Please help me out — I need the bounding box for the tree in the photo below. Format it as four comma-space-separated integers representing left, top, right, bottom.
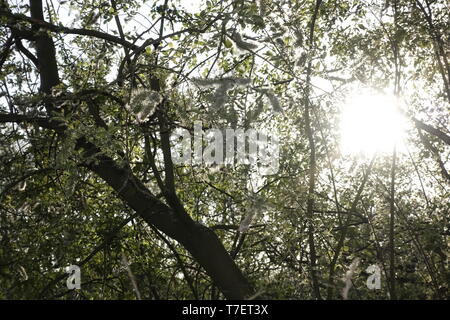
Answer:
0, 0, 448, 300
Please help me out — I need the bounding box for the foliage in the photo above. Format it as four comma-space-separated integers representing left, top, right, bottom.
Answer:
0, 0, 449, 299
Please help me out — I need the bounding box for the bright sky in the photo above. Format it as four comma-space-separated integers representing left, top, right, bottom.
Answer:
180, 0, 205, 13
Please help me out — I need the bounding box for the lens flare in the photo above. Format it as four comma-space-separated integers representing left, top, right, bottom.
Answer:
340, 91, 407, 156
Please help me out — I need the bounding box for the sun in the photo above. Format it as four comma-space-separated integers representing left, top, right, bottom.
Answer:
340, 90, 407, 156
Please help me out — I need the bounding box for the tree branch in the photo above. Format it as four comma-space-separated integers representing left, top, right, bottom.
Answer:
0, 9, 139, 50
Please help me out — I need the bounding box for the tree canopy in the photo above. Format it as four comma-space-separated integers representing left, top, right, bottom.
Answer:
0, 0, 449, 300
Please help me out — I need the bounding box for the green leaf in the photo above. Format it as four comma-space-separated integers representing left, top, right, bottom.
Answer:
223, 38, 233, 48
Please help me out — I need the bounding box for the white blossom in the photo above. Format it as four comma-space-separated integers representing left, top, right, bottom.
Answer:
126, 89, 162, 123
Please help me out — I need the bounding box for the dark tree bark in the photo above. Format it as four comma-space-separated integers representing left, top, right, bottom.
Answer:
29, 0, 59, 95
413, 118, 450, 147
